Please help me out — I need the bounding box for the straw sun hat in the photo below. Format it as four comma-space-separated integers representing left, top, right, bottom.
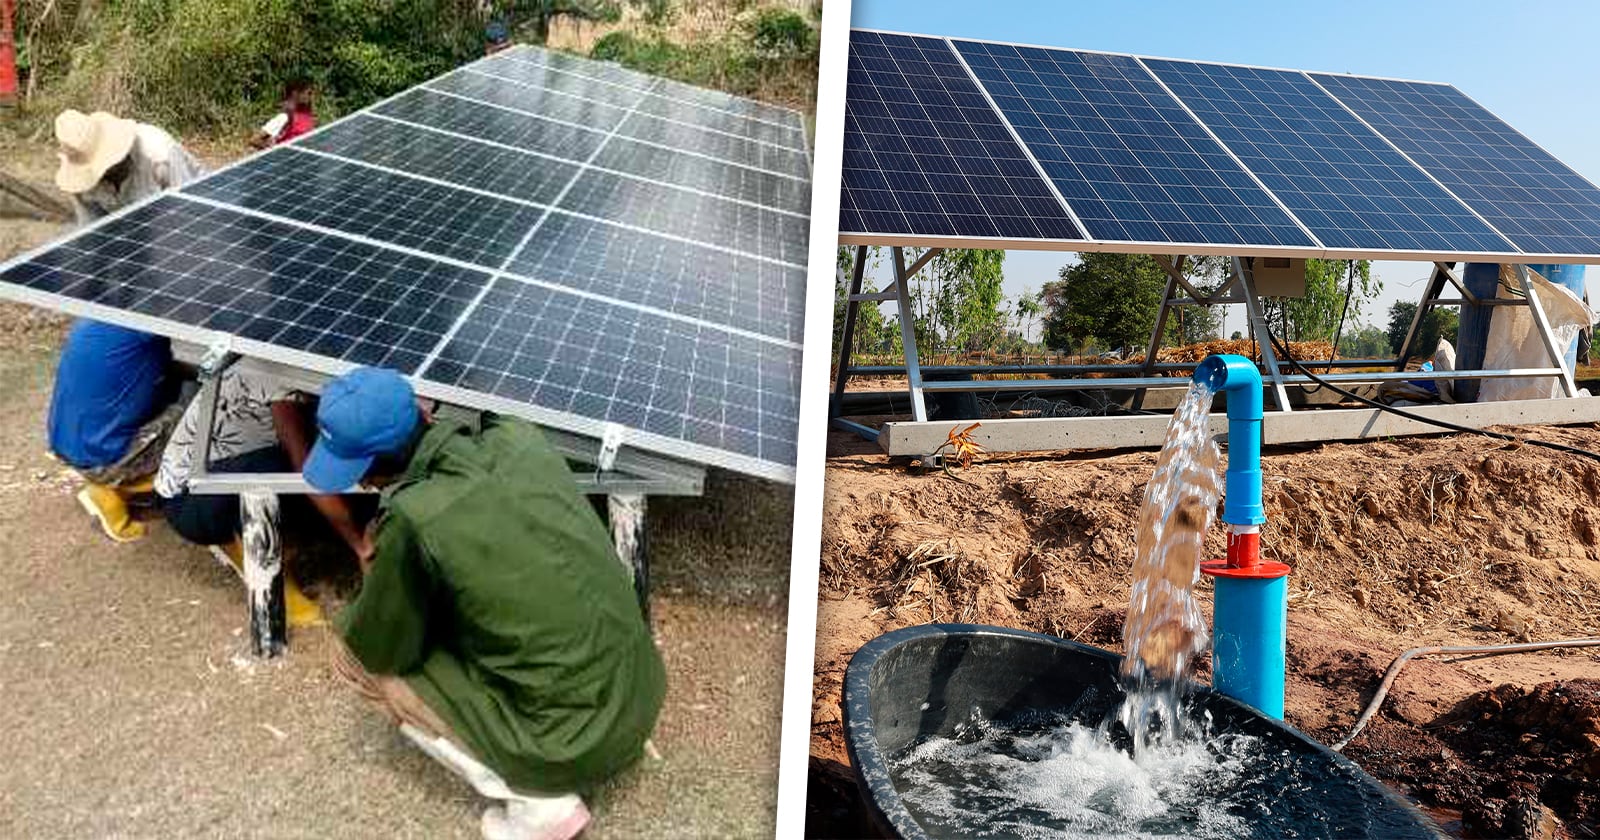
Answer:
54, 110, 139, 194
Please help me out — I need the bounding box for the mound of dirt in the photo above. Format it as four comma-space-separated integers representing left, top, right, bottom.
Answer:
811, 425, 1600, 838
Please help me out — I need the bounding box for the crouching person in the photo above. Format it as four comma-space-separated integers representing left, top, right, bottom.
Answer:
306, 368, 665, 840
48, 321, 182, 541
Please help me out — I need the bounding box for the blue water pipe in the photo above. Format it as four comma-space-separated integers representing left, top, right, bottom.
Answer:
1194, 354, 1289, 719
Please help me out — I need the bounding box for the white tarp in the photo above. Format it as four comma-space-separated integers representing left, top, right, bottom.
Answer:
1479, 266, 1596, 401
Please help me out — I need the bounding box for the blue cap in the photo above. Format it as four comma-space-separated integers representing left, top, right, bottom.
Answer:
303, 367, 419, 492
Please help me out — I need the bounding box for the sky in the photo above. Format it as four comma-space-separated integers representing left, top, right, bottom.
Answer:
844, 0, 1600, 339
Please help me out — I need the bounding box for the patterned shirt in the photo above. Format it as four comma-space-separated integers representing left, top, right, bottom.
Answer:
154, 370, 301, 498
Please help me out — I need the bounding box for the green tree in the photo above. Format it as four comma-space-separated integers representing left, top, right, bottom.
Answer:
1013, 288, 1042, 344
833, 247, 894, 360
1339, 324, 1391, 359
1261, 260, 1381, 342
1385, 302, 1460, 357
909, 249, 1008, 354
1041, 254, 1227, 354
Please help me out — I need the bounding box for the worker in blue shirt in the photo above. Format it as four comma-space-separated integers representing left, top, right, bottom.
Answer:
47, 320, 182, 541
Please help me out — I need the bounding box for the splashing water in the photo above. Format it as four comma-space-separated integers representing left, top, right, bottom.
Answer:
891, 706, 1255, 840
1120, 379, 1222, 749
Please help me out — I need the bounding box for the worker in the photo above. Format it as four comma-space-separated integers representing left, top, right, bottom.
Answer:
251, 77, 317, 149
47, 321, 182, 541
54, 109, 203, 224
309, 367, 664, 839
154, 367, 372, 627
47, 109, 205, 540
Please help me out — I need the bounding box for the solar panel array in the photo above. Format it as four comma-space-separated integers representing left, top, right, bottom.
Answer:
0, 45, 811, 482
842, 30, 1600, 261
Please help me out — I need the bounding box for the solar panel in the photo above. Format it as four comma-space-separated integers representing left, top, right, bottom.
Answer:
0, 44, 809, 481
1308, 72, 1600, 258
1141, 59, 1516, 254
840, 31, 1083, 241
839, 30, 1600, 261
951, 40, 1315, 248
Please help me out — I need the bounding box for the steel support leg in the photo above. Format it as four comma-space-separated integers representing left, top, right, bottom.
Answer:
1133, 263, 1180, 411
609, 493, 650, 623
241, 490, 286, 658
892, 247, 928, 422
831, 246, 868, 418
1395, 265, 1450, 371
1515, 265, 1578, 397
1235, 258, 1291, 412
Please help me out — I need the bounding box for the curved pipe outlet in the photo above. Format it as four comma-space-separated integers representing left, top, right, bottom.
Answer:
1194, 354, 1265, 526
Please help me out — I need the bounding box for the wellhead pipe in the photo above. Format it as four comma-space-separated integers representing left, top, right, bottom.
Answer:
1195, 354, 1290, 719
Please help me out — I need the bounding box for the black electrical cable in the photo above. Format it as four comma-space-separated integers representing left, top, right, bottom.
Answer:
1326, 259, 1358, 374
1260, 325, 1600, 464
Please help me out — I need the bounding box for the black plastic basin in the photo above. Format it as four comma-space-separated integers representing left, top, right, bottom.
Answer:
844, 624, 1445, 840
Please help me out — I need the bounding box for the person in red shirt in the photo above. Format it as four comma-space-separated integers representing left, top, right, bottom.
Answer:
251, 77, 316, 149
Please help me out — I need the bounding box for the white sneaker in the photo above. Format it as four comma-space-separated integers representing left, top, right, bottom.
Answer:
481, 795, 589, 840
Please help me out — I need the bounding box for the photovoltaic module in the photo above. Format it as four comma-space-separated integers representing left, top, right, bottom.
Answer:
0, 45, 811, 482
841, 30, 1600, 261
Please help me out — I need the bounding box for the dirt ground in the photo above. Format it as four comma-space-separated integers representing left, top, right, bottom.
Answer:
0, 147, 791, 836
808, 424, 1600, 839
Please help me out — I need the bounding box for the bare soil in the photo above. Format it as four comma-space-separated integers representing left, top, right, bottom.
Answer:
809, 426, 1600, 839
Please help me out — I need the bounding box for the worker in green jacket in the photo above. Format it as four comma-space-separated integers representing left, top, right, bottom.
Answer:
303, 367, 665, 840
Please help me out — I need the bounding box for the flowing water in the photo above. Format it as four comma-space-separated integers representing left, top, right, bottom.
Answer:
1119, 379, 1221, 749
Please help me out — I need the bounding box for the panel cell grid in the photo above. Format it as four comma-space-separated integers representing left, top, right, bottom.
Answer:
374, 88, 606, 163
0, 43, 811, 479
185, 148, 548, 269
461, 60, 644, 109
632, 92, 804, 147
1310, 72, 1600, 256
0, 199, 488, 373
509, 212, 805, 342
1145, 59, 1516, 254
620, 111, 811, 177
421, 277, 800, 467
493, 48, 803, 129
841, 31, 1082, 240
557, 168, 810, 265
593, 137, 812, 214
952, 39, 1315, 248
300, 114, 581, 206
426, 70, 635, 133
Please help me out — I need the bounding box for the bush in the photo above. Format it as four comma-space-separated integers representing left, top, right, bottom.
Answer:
750, 8, 810, 58
22, 0, 484, 134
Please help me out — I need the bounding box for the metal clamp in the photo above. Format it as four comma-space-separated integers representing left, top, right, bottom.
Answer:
597, 423, 626, 472
198, 335, 238, 380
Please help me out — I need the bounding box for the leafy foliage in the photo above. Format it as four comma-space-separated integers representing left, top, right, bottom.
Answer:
1338, 324, 1392, 360
1260, 259, 1380, 343
1386, 302, 1460, 357
1038, 254, 1224, 354
14, 0, 685, 134
908, 249, 1007, 354
750, 8, 811, 58
589, 3, 819, 109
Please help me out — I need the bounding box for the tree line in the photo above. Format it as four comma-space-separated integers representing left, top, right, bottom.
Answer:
835, 246, 1456, 362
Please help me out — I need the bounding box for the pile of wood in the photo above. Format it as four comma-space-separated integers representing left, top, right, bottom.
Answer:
1124, 338, 1336, 367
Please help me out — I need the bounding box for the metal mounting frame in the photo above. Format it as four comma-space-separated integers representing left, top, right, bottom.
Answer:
172, 344, 703, 657
830, 250, 1585, 462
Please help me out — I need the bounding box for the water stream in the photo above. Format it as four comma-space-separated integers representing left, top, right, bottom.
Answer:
891, 381, 1248, 837
1118, 379, 1221, 750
